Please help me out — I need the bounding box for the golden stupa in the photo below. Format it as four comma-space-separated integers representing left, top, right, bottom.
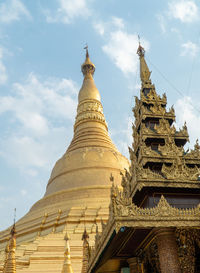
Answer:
0, 49, 129, 272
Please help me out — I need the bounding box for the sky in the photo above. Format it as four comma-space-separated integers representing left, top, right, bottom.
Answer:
0, 0, 200, 230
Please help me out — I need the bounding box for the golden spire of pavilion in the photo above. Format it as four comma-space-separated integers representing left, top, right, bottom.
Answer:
81, 228, 90, 273
137, 41, 152, 85
61, 232, 74, 273
3, 223, 17, 273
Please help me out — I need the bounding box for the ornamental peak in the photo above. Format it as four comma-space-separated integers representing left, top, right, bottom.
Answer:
81, 46, 95, 77
137, 43, 151, 85
62, 232, 74, 273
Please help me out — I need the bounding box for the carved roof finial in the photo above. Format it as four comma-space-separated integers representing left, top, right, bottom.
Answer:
137, 35, 145, 57
137, 41, 151, 84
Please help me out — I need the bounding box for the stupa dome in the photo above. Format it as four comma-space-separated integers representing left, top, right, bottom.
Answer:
0, 49, 129, 273
30, 49, 129, 213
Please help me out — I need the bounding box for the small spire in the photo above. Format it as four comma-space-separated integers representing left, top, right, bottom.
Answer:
62, 232, 74, 273
137, 41, 151, 85
3, 221, 17, 273
81, 45, 95, 77
81, 228, 90, 273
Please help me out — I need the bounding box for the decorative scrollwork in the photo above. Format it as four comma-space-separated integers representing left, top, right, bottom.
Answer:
161, 156, 200, 180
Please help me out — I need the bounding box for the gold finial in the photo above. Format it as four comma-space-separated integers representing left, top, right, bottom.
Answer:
81, 45, 95, 77
13, 208, 16, 225
137, 41, 145, 58
84, 44, 89, 58
64, 232, 70, 241
62, 232, 74, 273
136, 39, 151, 84
10, 208, 16, 237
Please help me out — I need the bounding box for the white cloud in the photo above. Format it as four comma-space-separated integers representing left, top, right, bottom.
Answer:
111, 17, 125, 29
20, 189, 27, 196
0, 61, 7, 84
180, 41, 199, 57
93, 16, 124, 36
0, 47, 7, 84
102, 31, 138, 75
156, 14, 166, 34
0, 131, 65, 172
103, 30, 149, 75
94, 22, 105, 36
0, 73, 78, 173
94, 17, 149, 76
45, 0, 91, 24
175, 96, 200, 147
0, 0, 31, 24
168, 0, 198, 23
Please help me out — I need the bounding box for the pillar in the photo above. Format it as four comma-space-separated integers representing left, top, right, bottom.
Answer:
127, 257, 138, 273
155, 228, 181, 273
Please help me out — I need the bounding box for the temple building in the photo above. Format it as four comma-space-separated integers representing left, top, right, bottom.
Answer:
1, 43, 200, 273
0, 49, 129, 272
87, 44, 200, 273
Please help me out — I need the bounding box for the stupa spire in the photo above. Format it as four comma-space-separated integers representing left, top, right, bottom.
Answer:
29, 47, 129, 227
137, 42, 151, 85
61, 232, 74, 273
67, 47, 117, 152
3, 223, 17, 273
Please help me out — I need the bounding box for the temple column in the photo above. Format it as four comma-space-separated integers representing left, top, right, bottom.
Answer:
127, 257, 138, 273
155, 228, 181, 273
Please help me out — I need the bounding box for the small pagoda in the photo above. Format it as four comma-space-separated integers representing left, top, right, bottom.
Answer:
87, 44, 200, 273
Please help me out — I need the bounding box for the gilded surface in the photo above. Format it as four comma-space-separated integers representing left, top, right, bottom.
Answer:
61, 233, 74, 273
88, 191, 200, 272
0, 50, 130, 273
130, 42, 200, 195
88, 45, 200, 273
